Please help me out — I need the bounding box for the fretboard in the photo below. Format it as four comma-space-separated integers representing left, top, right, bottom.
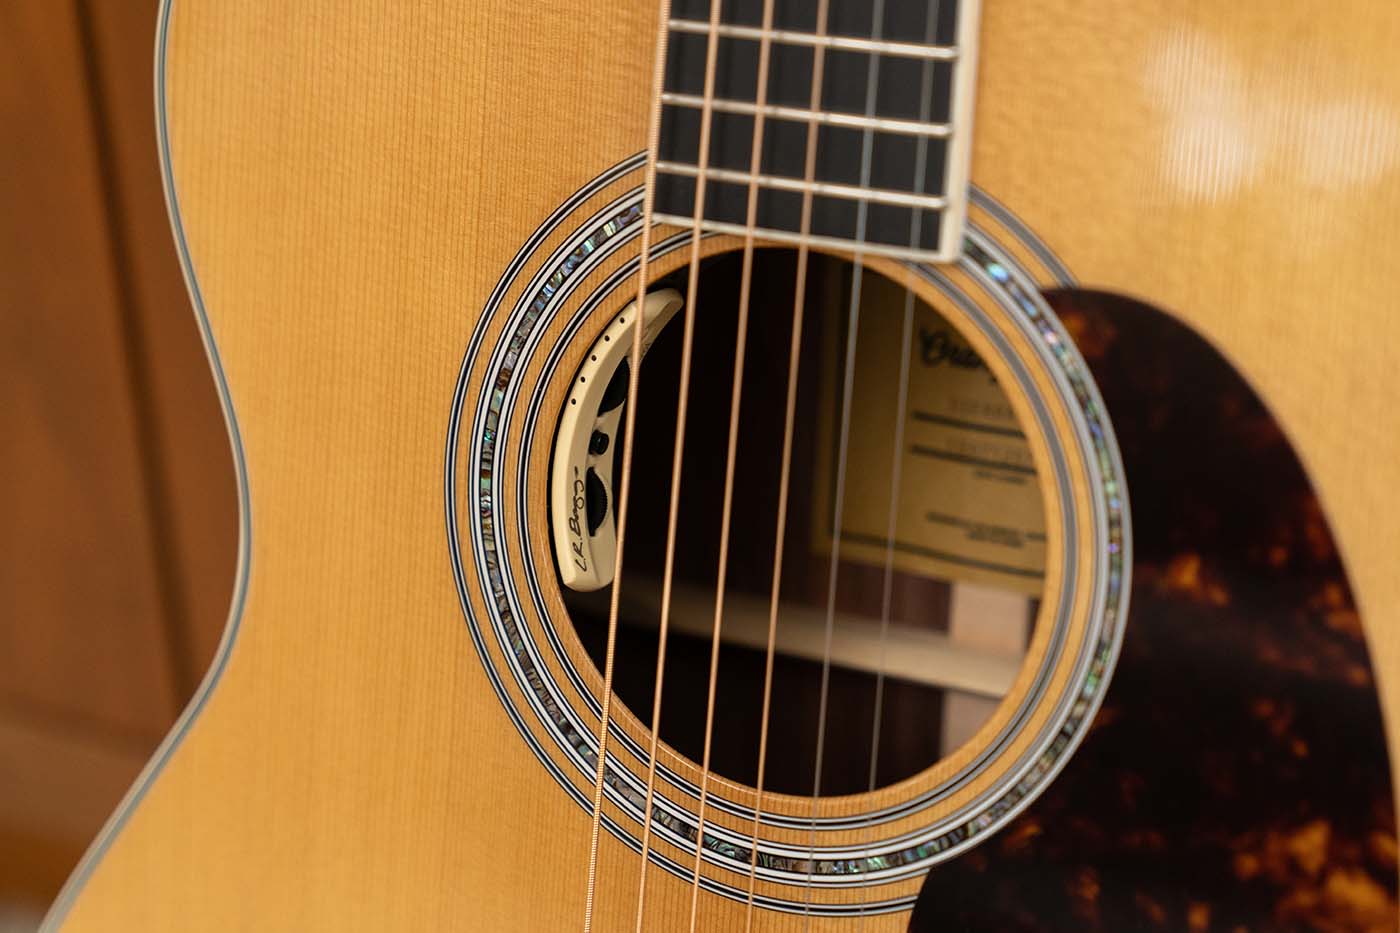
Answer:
653, 0, 979, 263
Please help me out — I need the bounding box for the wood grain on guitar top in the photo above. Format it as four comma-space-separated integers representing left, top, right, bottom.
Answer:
54, 1, 1400, 929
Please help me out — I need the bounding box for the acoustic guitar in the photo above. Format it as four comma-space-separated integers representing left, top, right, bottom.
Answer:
44, 0, 1400, 929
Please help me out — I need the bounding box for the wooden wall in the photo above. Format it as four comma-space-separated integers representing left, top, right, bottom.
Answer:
0, 0, 235, 911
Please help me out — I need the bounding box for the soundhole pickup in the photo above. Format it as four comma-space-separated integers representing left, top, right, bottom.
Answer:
550, 289, 684, 592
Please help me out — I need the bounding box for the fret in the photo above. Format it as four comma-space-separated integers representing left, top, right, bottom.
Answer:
651, 177, 944, 254
660, 92, 953, 139
667, 19, 959, 63
654, 161, 950, 212
651, 216, 945, 263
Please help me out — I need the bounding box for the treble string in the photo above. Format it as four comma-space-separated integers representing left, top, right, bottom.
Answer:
807, 0, 891, 920
859, 1, 943, 925
744, 0, 833, 929
582, 2, 676, 931
632, 0, 725, 928
686, 0, 779, 928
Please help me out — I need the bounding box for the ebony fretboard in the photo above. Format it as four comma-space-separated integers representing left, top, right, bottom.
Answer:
653, 0, 978, 262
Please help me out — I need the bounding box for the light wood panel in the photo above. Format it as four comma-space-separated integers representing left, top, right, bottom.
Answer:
0, 0, 177, 744
83, 0, 240, 683
0, 709, 152, 874
54, 0, 1400, 929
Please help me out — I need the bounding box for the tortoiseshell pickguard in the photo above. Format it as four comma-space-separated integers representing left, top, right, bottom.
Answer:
910, 290, 1398, 932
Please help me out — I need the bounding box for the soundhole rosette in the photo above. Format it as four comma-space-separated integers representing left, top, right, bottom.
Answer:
445, 156, 1129, 914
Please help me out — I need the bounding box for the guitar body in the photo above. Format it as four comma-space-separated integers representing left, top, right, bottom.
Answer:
49, 1, 1400, 930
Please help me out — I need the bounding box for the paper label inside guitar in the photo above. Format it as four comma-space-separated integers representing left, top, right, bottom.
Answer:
812, 265, 1047, 595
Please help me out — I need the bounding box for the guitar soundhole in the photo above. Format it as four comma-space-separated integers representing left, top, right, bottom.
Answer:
558, 247, 1048, 796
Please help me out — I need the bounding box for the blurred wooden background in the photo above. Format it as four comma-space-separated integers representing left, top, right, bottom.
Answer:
0, 0, 236, 916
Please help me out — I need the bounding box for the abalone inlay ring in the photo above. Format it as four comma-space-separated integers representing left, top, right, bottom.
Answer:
445, 155, 1130, 914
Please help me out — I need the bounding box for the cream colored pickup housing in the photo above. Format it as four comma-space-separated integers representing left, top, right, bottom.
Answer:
551, 288, 683, 592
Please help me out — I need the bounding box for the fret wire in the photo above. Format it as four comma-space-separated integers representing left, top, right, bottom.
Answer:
660, 93, 952, 139
655, 161, 948, 211
651, 214, 945, 262
667, 18, 958, 62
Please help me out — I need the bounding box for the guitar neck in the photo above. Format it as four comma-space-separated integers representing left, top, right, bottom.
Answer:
652, 0, 981, 261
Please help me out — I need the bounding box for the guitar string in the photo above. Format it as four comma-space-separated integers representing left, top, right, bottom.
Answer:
582, 1, 676, 930
743, 0, 832, 928
685, 0, 778, 928
858, 2, 942, 926
630, 0, 724, 926
603, 3, 943, 928
806, 0, 890, 921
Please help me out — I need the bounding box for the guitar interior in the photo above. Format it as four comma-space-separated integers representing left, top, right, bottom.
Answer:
557, 247, 1046, 796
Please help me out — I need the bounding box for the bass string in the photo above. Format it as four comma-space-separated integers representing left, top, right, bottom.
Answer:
631, 0, 725, 928
805, 0, 894, 921
744, 0, 834, 929
582, 0, 676, 930
858, 0, 943, 926
684, 0, 779, 929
